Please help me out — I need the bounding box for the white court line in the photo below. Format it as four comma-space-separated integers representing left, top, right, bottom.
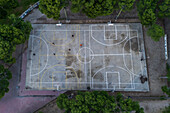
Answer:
34, 30, 138, 32
29, 31, 34, 82
54, 84, 59, 90
115, 25, 117, 40
91, 26, 129, 46
118, 72, 120, 88
84, 31, 87, 83
123, 36, 140, 77
104, 25, 106, 40
30, 35, 49, 76
128, 26, 134, 89
90, 53, 131, 56
76, 47, 94, 64
30, 82, 143, 84
103, 50, 106, 89
92, 65, 132, 89
89, 26, 92, 88
106, 72, 120, 89
106, 72, 108, 89
91, 87, 134, 90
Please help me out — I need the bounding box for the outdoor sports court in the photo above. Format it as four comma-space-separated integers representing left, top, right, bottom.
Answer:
25, 23, 149, 91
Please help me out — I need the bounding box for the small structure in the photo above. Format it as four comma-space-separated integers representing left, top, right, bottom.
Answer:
56, 21, 62, 26
164, 34, 168, 60
108, 21, 114, 26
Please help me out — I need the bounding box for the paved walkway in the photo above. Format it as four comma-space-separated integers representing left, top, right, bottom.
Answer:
0, 45, 63, 113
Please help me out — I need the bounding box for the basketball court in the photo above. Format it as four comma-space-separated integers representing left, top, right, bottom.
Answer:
25, 23, 149, 91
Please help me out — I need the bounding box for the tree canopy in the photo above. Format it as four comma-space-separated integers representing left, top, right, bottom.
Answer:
8, 14, 32, 41
158, 0, 170, 18
147, 24, 164, 41
137, 0, 158, 26
56, 91, 144, 113
117, 0, 136, 11
0, 64, 12, 99
0, 7, 7, 19
0, 0, 18, 10
39, 0, 68, 20
82, 0, 116, 18
0, 15, 32, 63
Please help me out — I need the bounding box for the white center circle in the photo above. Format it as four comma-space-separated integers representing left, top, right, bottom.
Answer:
77, 47, 94, 64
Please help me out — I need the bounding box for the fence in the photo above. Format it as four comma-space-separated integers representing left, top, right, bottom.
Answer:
19, 1, 40, 19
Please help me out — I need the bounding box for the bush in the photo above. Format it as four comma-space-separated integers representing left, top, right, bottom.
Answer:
147, 24, 164, 41
0, 65, 12, 99
162, 86, 170, 97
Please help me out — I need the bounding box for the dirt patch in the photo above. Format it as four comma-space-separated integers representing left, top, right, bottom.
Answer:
131, 38, 138, 52
76, 70, 83, 78
65, 51, 76, 66
123, 41, 130, 52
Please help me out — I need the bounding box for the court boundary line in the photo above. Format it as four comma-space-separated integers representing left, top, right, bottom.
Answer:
27, 24, 148, 91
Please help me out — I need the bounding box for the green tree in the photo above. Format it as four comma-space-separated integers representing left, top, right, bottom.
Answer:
0, 39, 16, 63
117, 0, 136, 11
0, 7, 7, 19
147, 24, 164, 41
158, 0, 170, 18
0, 14, 32, 63
0, 24, 24, 63
165, 63, 170, 82
39, 0, 68, 20
0, 65, 12, 99
137, 0, 158, 26
70, 0, 86, 13
82, 0, 116, 18
8, 14, 33, 41
141, 9, 156, 26
56, 91, 144, 113
0, 0, 18, 10
161, 86, 170, 97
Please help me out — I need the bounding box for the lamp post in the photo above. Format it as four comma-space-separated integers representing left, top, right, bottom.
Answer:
64, 7, 70, 23
115, 5, 126, 22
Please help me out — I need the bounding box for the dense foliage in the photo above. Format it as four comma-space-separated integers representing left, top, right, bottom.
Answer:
162, 86, 170, 97
0, 65, 12, 99
0, 0, 18, 9
158, 0, 170, 18
165, 63, 170, 82
39, 0, 68, 20
40, 0, 136, 19
137, 0, 158, 26
56, 91, 144, 113
147, 24, 164, 41
8, 14, 32, 41
0, 7, 7, 19
82, 0, 116, 18
161, 63, 170, 97
0, 15, 32, 63
117, 0, 136, 11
